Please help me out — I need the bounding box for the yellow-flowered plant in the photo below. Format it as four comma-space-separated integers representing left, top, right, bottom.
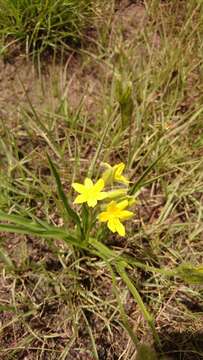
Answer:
0, 155, 193, 346
72, 178, 107, 207
72, 162, 134, 237
98, 200, 133, 236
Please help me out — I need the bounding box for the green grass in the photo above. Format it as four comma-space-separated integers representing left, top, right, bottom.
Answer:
0, 0, 94, 55
0, 0, 203, 359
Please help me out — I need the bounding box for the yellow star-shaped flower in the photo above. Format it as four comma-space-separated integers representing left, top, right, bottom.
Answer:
102, 162, 129, 185
72, 178, 107, 207
114, 163, 129, 184
98, 200, 133, 236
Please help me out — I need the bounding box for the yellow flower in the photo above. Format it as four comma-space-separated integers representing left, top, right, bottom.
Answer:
98, 200, 133, 236
114, 163, 129, 184
102, 162, 129, 185
72, 178, 107, 207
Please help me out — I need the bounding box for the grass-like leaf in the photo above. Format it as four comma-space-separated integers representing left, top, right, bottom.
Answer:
47, 154, 82, 235
0, 0, 93, 54
129, 148, 169, 196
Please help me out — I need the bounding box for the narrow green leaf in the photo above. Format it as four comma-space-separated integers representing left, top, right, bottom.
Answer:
116, 263, 160, 346
107, 263, 139, 347
176, 263, 203, 284
47, 154, 82, 232
129, 148, 168, 195
90, 238, 175, 278
0, 211, 43, 231
0, 223, 80, 248
81, 204, 89, 239
89, 237, 121, 261
90, 238, 160, 345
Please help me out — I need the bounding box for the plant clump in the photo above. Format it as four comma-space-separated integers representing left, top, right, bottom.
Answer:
0, 0, 94, 54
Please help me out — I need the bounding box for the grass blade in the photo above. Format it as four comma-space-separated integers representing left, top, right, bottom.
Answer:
0, 222, 81, 248
47, 154, 82, 234
116, 263, 160, 346
129, 148, 168, 196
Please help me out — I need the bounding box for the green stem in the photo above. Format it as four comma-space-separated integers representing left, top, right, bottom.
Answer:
89, 238, 161, 345
107, 263, 139, 347
116, 262, 161, 347
90, 238, 175, 278
123, 256, 176, 277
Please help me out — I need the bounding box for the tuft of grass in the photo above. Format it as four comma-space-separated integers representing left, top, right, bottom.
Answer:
0, 0, 94, 55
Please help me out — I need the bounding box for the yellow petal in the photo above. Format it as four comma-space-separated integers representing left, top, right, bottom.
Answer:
115, 162, 125, 175
84, 178, 93, 188
106, 201, 116, 209
94, 178, 104, 191
98, 211, 109, 222
105, 201, 117, 214
107, 219, 117, 233
119, 175, 129, 184
117, 200, 129, 210
115, 219, 125, 236
74, 193, 87, 204
87, 198, 97, 207
72, 182, 85, 193
97, 192, 108, 200
114, 163, 129, 184
119, 210, 134, 220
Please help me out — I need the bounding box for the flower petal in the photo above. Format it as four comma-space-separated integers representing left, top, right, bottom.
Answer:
114, 163, 129, 184
94, 178, 104, 191
87, 198, 97, 207
107, 218, 117, 233
114, 219, 125, 236
97, 191, 108, 200
98, 211, 109, 222
106, 201, 116, 209
115, 162, 125, 176
74, 193, 87, 204
84, 178, 93, 188
119, 210, 134, 220
119, 175, 129, 184
72, 182, 85, 193
117, 200, 129, 210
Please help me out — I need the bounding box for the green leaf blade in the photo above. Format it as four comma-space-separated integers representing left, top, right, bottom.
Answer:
47, 154, 82, 234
